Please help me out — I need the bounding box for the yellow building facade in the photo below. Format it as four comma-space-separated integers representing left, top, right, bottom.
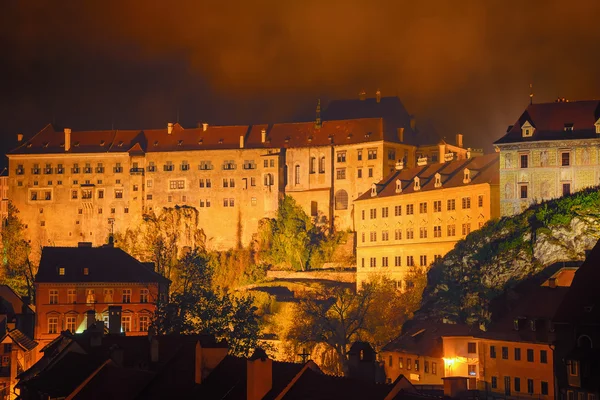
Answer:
494, 99, 600, 216
354, 154, 500, 288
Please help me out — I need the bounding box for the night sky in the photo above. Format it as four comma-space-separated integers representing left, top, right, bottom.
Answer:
2, 0, 600, 166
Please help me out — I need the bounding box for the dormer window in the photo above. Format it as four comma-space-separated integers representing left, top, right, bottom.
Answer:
100, 140, 105, 146
395, 179, 402, 193
178, 140, 183, 146
414, 177, 420, 191
463, 168, 471, 184
371, 184, 377, 197
434, 173, 442, 188
564, 123, 574, 132
521, 120, 534, 137
154, 141, 159, 147
595, 118, 600, 134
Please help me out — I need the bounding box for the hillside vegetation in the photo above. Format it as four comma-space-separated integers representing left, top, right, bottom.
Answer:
416, 187, 600, 327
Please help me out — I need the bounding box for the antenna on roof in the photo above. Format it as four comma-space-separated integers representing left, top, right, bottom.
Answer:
529, 83, 534, 105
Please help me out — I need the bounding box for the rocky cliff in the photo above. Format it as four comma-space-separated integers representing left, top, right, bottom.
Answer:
416, 187, 600, 326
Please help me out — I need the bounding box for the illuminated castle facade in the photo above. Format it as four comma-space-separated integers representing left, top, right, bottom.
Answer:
7, 96, 476, 252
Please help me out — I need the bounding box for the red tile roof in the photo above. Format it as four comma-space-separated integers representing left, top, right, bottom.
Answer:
356, 153, 499, 201
494, 100, 600, 145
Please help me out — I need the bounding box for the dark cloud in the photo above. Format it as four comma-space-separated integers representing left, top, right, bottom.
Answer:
1, 0, 600, 162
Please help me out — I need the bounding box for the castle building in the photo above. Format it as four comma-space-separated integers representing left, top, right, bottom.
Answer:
7, 96, 475, 251
494, 99, 600, 216
33, 243, 170, 349
353, 153, 499, 288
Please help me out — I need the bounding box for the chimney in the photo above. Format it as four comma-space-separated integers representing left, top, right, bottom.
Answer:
108, 305, 122, 335
359, 90, 367, 101
86, 310, 96, 330
17, 133, 23, 142
167, 122, 174, 134
442, 377, 468, 398
376, 89, 381, 103
64, 128, 72, 152
397, 128, 404, 143
240, 135, 245, 149
247, 349, 272, 400
202, 123, 208, 132
456, 133, 463, 148
151, 336, 159, 363
261, 129, 267, 143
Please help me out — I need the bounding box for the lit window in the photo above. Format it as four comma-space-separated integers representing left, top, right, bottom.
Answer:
561, 152, 570, 166
140, 289, 149, 303
49, 290, 58, 305
66, 316, 76, 332
139, 315, 150, 332
48, 317, 58, 334
59, 267, 65, 276
121, 316, 131, 332
67, 289, 76, 303
122, 289, 132, 303
104, 289, 114, 303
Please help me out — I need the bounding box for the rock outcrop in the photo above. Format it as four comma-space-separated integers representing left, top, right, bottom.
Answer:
416, 187, 600, 327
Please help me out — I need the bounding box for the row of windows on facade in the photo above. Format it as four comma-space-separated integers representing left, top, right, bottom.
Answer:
48, 288, 150, 305
388, 356, 437, 375
513, 151, 572, 169
517, 183, 571, 199
360, 223, 481, 243
360, 254, 443, 268
490, 376, 549, 396
361, 197, 484, 220
15, 159, 273, 175
46, 314, 150, 334
488, 345, 548, 363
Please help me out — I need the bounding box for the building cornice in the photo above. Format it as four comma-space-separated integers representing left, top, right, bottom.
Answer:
494, 138, 600, 151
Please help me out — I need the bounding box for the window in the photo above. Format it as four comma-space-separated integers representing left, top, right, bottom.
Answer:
561, 152, 570, 166
139, 315, 150, 332
121, 316, 131, 332
49, 289, 58, 305
68, 289, 76, 303
170, 180, 185, 190
414, 359, 419, 372
370, 208, 377, 219
406, 228, 414, 239
336, 168, 346, 180
395, 205, 401, 216
447, 199, 456, 210
406, 204, 414, 215
462, 197, 471, 209
72, 163, 80, 174
569, 360, 579, 376
309, 157, 316, 174
30, 191, 38, 201
181, 161, 190, 171
447, 224, 456, 236
370, 258, 376, 267
406, 358, 412, 370
115, 189, 123, 199
527, 379, 534, 394
514, 347, 521, 361
86, 288, 95, 304
520, 185, 528, 199
124, 207, 129, 213
406, 255, 415, 266
514, 377, 521, 392
84, 163, 92, 173
419, 255, 427, 266
419, 202, 427, 213
357, 168, 362, 178
563, 183, 571, 196
540, 349, 547, 363
527, 348, 534, 362
432, 362, 436, 375
541, 381, 548, 395
104, 288, 113, 303
368, 149, 377, 160
369, 231, 377, 242
394, 256, 401, 266
382, 207, 389, 218
502, 346, 508, 359
468, 364, 476, 376
382, 257, 389, 267
424, 360, 429, 373
133, 184, 139, 192
434, 226, 441, 238
468, 342, 476, 354
388, 149, 396, 161
419, 227, 427, 239
98, 189, 104, 199
394, 229, 402, 240
368, 168, 373, 178
82, 189, 92, 199
229, 198, 235, 207
114, 162, 123, 173
462, 223, 471, 236
398, 357, 403, 368
491, 376, 497, 389
66, 316, 76, 332
490, 345, 496, 358
48, 317, 58, 334
478, 195, 484, 207
319, 157, 325, 173
122, 289, 132, 303
294, 165, 300, 185
520, 154, 529, 168
336, 151, 346, 163
140, 289, 149, 303
433, 200, 442, 213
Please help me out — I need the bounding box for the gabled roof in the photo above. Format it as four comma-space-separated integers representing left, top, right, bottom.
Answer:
4, 329, 37, 351
494, 100, 600, 145
554, 238, 600, 325
35, 246, 170, 284
0, 285, 33, 316
356, 153, 498, 201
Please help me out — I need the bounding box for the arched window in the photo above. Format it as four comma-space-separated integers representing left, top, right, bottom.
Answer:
294, 165, 300, 185
319, 156, 325, 173
264, 173, 273, 186
578, 335, 593, 349
335, 190, 349, 210
310, 157, 316, 174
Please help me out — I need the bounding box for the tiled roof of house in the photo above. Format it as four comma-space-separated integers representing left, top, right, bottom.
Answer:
494, 100, 600, 145
35, 246, 170, 284
554, 239, 600, 325
72, 361, 155, 400
6, 328, 37, 351
355, 153, 499, 201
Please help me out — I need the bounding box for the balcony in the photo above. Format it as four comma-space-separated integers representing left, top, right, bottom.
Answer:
130, 167, 145, 175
